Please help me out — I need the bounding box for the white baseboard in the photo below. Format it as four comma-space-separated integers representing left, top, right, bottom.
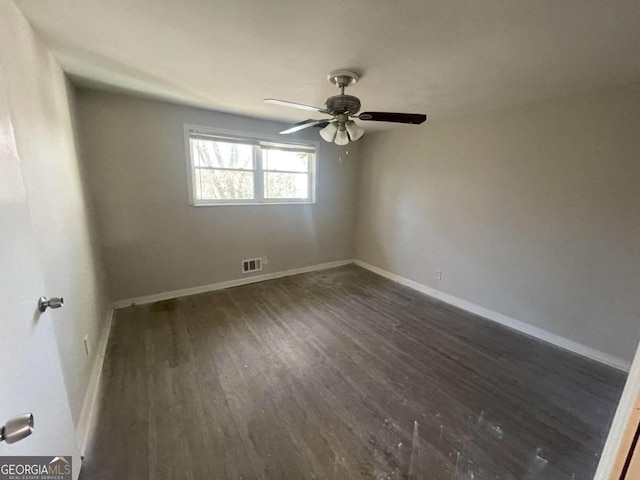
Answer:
110, 257, 629, 370
112, 259, 355, 310
77, 307, 114, 455
354, 260, 630, 372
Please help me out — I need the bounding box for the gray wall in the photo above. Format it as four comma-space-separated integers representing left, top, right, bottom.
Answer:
0, 0, 110, 429
356, 83, 640, 362
76, 89, 359, 301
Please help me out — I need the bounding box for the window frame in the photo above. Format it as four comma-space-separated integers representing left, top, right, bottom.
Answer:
184, 124, 318, 206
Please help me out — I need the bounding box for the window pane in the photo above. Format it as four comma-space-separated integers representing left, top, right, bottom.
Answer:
195, 168, 254, 200
264, 172, 309, 199
263, 149, 309, 172
191, 138, 254, 169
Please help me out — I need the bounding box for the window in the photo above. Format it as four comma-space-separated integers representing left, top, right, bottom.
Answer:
185, 126, 317, 205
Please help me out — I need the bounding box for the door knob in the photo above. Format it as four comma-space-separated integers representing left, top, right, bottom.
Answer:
1, 413, 34, 444
38, 296, 63, 312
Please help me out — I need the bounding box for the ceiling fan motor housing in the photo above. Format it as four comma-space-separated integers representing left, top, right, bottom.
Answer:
325, 94, 361, 115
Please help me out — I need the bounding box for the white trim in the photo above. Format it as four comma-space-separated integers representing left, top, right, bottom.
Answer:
76, 307, 114, 456
354, 260, 630, 372
183, 123, 318, 206
112, 259, 354, 309
110, 257, 630, 371
191, 202, 316, 207
594, 339, 640, 478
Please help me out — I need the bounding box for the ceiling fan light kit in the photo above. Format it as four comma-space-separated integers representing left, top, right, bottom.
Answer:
264, 70, 427, 145
334, 126, 349, 146
319, 122, 338, 142
346, 120, 364, 141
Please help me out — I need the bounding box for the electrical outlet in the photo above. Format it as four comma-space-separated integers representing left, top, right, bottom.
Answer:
83, 335, 90, 356
262, 256, 269, 265
435, 269, 443, 281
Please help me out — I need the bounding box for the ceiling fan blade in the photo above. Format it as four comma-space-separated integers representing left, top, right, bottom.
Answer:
358, 112, 427, 124
265, 98, 329, 114
279, 119, 333, 135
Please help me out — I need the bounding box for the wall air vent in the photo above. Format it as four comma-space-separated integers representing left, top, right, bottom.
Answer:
242, 257, 263, 274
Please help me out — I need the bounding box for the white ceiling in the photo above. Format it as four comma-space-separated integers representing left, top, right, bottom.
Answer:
15, 0, 640, 129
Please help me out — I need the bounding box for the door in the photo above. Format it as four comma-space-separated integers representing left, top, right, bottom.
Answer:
0, 66, 80, 477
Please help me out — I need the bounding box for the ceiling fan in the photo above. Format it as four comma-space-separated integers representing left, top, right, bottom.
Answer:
264, 70, 427, 145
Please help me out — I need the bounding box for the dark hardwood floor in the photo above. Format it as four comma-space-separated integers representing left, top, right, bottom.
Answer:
80, 265, 626, 479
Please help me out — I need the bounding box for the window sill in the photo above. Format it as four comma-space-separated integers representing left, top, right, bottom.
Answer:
191, 201, 316, 207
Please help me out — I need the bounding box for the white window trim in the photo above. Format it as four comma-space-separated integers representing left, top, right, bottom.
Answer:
183, 124, 318, 206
